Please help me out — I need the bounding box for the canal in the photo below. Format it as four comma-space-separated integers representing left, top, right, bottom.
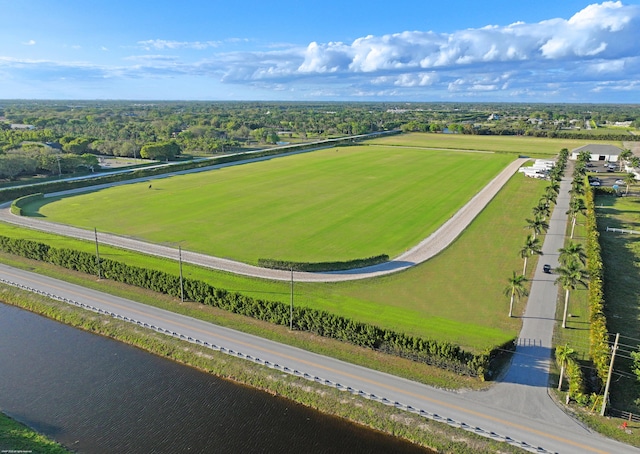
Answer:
0, 302, 431, 453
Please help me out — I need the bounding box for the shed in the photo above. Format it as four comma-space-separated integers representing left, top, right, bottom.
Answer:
570, 144, 622, 163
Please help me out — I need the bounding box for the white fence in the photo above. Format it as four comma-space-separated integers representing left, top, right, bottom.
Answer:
606, 226, 640, 234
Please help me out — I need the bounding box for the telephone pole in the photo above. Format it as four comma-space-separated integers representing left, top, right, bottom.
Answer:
600, 333, 620, 416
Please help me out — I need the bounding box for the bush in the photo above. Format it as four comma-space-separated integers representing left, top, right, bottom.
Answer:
0, 233, 500, 378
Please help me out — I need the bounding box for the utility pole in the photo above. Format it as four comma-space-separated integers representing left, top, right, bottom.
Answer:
179, 246, 184, 303
289, 267, 293, 331
94, 228, 101, 279
601, 333, 620, 416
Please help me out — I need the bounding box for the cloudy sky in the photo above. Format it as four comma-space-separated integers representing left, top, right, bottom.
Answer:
1, 0, 640, 102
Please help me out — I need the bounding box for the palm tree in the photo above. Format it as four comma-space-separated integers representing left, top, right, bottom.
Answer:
577, 150, 592, 163
570, 180, 586, 198
532, 201, 551, 221
540, 191, 557, 208
504, 271, 529, 318
545, 181, 560, 198
624, 172, 637, 195
556, 344, 575, 390
555, 261, 589, 328
566, 198, 587, 239
525, 215, 549, 239
559, 241, 586, 266
520, 234, 543, 275
619, 149, 633, 171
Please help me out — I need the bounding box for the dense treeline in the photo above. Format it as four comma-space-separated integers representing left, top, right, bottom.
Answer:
0, 234, 508, 378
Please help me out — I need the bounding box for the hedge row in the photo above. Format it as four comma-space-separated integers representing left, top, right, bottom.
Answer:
10, 192, 43, 215
257, 254, 390, 272
585, 187, 611, 383
0, 234, 498, 378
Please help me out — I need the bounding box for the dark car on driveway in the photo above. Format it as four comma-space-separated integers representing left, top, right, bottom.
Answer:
543, 264, 552, 273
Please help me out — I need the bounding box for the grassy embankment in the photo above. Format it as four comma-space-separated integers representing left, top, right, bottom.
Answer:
0, 411, 70, 453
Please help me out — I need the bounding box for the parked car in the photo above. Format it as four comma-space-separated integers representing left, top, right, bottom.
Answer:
615, 179, 625, 185
590, 180, 601, 186
543, 264, 552, 273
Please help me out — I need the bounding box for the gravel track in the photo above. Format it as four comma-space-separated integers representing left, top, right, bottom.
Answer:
0, 157, 527, 282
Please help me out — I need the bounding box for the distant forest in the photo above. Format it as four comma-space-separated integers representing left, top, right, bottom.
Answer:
0, 100, 638, 179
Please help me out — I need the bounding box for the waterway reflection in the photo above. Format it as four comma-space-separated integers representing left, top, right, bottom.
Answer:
0, 303, 431, 453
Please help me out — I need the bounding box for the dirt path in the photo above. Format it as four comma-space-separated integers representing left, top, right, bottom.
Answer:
0, 158, 528, 282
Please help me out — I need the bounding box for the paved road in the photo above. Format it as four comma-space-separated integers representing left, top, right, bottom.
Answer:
1, 153, 637, 451
0, 158, 527, 282
0, 262, 635, 453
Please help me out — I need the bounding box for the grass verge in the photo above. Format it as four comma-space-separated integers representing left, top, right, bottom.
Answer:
0, 411, 70, 453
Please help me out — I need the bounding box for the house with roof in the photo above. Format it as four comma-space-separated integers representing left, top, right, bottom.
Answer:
570, 144, 621, 163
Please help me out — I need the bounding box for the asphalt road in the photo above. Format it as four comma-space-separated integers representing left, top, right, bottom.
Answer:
0, 261, 636, 454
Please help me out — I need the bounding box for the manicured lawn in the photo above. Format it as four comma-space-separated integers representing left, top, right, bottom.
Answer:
592, 193, 640, 412
1, 169, 545, 353
369, 133, 623, 156
27, 146, 512, 264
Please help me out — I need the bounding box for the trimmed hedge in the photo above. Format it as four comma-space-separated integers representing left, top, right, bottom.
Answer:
10, 192, 43, 215
258, 254, 390, 272
0, 234, 502, 378
585, 187, 611, 383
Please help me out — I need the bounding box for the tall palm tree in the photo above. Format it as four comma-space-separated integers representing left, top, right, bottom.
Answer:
545, 181, 560, 198
566, 197, 587, 239
520, 234, 543, 275
532, 201, 551, 221
559, 241, 586, 266
541, 191, 557, 208
570, 181, 586, 198
555, 261, 589, 328
619, 149, 633, 171
504, 271, 529, 318
556, 344, 575, 390
624, 172, 637, 195
525, 215, 549, 239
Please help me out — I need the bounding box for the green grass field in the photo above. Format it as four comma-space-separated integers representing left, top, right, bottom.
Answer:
4, 167, 545, 352
27, 145, 512, 264
4, 134, 572, 352
369, 132, 624, 156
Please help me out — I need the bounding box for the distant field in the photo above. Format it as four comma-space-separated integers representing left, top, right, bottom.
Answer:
28, 146, 513, 264
369, 133, 623, 156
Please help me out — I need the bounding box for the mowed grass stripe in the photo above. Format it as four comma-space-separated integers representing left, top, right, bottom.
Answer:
1, 170, 543, 353
369, 132, 623, 156
32, 146, 513, 264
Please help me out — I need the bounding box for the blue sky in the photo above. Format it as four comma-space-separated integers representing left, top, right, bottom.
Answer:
1, 0, 640, 102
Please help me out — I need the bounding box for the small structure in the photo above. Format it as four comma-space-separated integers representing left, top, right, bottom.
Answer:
518, 159, 555, 179
570, 144, 622, 163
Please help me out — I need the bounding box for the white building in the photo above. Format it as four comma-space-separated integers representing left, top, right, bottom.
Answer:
570, 144, 621, 163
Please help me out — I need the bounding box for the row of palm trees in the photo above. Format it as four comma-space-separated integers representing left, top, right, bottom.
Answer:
505, 152, 566, 318
555, 151, 591, 329
506, 152, 591, 329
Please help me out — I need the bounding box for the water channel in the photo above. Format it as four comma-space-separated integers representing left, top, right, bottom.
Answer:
0, 303, 432, 453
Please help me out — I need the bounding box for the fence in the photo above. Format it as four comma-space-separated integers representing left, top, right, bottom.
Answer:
606, 226, 640, 234
609, 408, 640, 423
